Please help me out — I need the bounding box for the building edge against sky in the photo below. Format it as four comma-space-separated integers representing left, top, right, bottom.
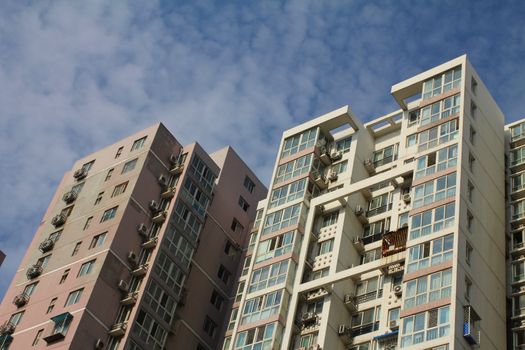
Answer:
222, 54, 512, 350
0, 122, 267, 349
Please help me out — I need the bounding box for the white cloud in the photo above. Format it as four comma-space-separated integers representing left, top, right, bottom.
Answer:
0, 0, 524, 298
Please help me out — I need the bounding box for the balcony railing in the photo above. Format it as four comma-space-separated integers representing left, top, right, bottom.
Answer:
366, 203, 392, 218
355, 289, 383, 304
351, 322, 379, 336
382, 227, 408, 257
362, 232, 383, 245
373, 155, 397, 168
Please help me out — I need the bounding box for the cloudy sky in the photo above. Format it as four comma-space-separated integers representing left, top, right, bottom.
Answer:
0, 0, 524, 297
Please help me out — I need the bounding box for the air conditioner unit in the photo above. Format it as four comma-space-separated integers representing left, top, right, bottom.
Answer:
318, 205, 325, 212
338, 324, 348, 335
158, 174, 169, 187
352, 236, 362, 245
354, 205, 364, 216
389, 320, 398, 329
117, 280, 129, 293
403, 193, 411, 203
73, 168, 87, 179
330, 150, 343, 161
149, 200, 159, 212
137, 223, 149, 237
127, 251, 138, 266
95, 339, 104, 350
401, 223, 409, 228
394, 285, 403, 297
169, 154, 179, 164
328, 172, 338, 181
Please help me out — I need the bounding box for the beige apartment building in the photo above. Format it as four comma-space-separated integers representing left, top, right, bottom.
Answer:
223, 55, 509, 350
0, 123, 266, 349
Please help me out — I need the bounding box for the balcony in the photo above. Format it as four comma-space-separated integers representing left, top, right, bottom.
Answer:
26, 264, 43, 279
131, 263, 149, 277
351, 322, 379, 337
300, 312, 318, 328
355, 289, 383, 304
0, 322, 15, 335
62, 190, 78, 204
51, 213, 67, 228
108, 322, 128, 337
362, 232, 383, 245
366, 203, 392, 218
381, 227, 408, 257
161, 186, 176, 199
343, 294, 357, 313
39, 238, 55, 253
311, 171, 328, 190
373, 155, 397, 168
120, 291, 139, 305
141, 237, 158, 250
511, 135, 525, 149
13, 292, 30, 308
513, 241, 525, 256
169, 162, 184, 175
151, 210, 168, 224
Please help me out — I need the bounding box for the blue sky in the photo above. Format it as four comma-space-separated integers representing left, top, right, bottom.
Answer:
0, 0, 524, 298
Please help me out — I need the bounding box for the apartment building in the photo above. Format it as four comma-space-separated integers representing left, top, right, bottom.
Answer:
223, 55, 507, 350
0, 123, 266, 350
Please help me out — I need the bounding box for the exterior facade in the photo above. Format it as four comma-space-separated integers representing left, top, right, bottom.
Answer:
0, 123, 266, 350
224, 55, 507, 350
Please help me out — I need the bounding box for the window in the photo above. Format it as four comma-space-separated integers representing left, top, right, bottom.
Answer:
415, 144, 458, 179
249, 260, 290, 293
468, 152, 476, 172
373, 144, 398, 167
255, 230, 295, 263
89, 232, 107, 249
388, 308, 400, 327
262, 204, 304, 235
332, 160, 348, 175
413, 173, 456, 209
81, 160, 95, 172
71, 242, 82, 256
465, 277, 472, 301
234, 323, 275, 350
242, 256, 251, 277
210, 290, 224, 310
78, 260, 95, 277
218, 265, 231, 284
419, 94, 460, 127
511, 147, 525, 167
361, 248, 381, 264
410, 203, 455, 240
398, 212, 409, 228
351, 306, 380, 333
115, 146, 123, 158
37, 254, 51, 268
408, 110, 420, 126
241, 290, 283, 325
203, 316, 217, 338
59, 269, 70, 284
94, 192, 104, 205
122, 158, 138, 174
349, 343, 370, 350
48, 230, 62, 242
404, 269, 452, 309
32, 329, 44, 346
228, 308, 239, 331
238, 196, 249, 211
400, 305, 450, 347
467, 181, 474, 202
407, 234, 453, 273
406, 134, 417, 147
182, 177, 211, 217
467, 210, 474, 232
466, 242, 473, 265
417, 119, 459, 152
83, 216, 93, 230
363, 219, 389, 240
131, 136, 147, 151
164, 226, 194, 268
133, 309, 168, 349
105, 168, 114, 181
143, 280, 177, 324
511, 123, 525, 142
335, 137, 352, 153
153, 252, 185, 295
355, 276, 380, 299
23, 282, 38, 296
9, 311, 24, 327
244, 176, 256, 193
100, 206, 118, 222
422, 66, 461, 99
322, 211, 339, 227
469, 126, 476, 145
281, 128, 317, 158
173, 201, 202, 241
367, 193, 392, 217
47, 298, 57, 314
65, 288, 84, 306
231, 218, 243, 232
470, 100, 477, 119
71, 182, 84, 195
235, 282, 246, 303
269, 178, 307, 208
471, 77, 478, 95
61, 205, 74, 217
189, 155, 216, 194
274, 154, 313, 185
112, 182, 128, 197
318, 239, 334, 255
